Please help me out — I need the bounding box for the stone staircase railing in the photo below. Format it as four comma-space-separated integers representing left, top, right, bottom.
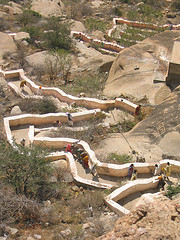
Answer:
0, 68, 139, 113
108, 17, 180, 36
4, 112, 180, 216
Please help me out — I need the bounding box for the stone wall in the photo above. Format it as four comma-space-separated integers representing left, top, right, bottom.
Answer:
0, 69, 139, 113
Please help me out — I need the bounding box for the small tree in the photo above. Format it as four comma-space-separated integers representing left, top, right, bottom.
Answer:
44, 50, 72, 84
17, 9, 42, 27
0, 139, 52, 197
43, 17, 73, 51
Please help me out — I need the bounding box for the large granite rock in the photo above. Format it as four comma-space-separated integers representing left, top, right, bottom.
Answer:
2, 2, 22, 15
31, 1, 64, 17
71, 20, 86, 33
104, 30, 180, 104
14, 32, 30, 42
97, 195, 180, 240
0, 32, 17, 62
74, 40, 115, 73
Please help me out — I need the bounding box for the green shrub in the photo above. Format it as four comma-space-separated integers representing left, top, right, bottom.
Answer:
171, 0, 180, 11
84, 18, 108, 32
61, 72, 107, 97
113, 7, 123, 17
0, 140, 52, 197
127, 4, 163, 23
43, 17, 73, 51
18, 97, 58, 114
138, 4, 163, 22
166, 185, 180, 199
0, 0, 10, 5
120, 120, 136, 132
17, 9, 42, 27
107, 153, 132, 164
22, 25, 42, 44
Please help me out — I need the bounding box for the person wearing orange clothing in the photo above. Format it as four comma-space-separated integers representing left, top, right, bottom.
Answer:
83, 155, 89, 169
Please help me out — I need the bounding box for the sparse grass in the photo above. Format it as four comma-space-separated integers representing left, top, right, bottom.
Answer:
113, 24, 165, 47
0, 0, 9, 4
127, 4, 163, 23
107, 153, 132, 164
166, 185, 180, 199
60, 72, 107, 98
18, 97, 58, 114
84, 18, 109, 32
48, 116, 106, 144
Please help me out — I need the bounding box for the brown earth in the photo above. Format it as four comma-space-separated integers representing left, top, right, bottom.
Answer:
97, 194, 180, 240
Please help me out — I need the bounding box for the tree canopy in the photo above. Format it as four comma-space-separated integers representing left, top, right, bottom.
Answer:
0, 139, 53, 197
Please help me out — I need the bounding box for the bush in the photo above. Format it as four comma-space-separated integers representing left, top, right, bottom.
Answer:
107, 153, 132, 164
44, 50, 72, 84
120, 120, 136, 132
43, 17, 73, 51
166, 185, 180, 199
17, 9, 42, 27
113, 7, 123, 17
22, 25, 42, 44
171, 0, 180, 11
18, 97, 58, 114
0, 139, 52, 197
61, 72, 107, 97
0, 184, 42, 225
84, 18, 108, 32
127, 4, 163, 23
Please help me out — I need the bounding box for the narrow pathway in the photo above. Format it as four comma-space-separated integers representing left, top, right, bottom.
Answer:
10, 80, 34, 95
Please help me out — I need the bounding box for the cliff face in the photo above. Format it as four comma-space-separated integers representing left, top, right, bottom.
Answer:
97, 194, 180, 240
104, 31, 180, 104
129, 85, 180, 159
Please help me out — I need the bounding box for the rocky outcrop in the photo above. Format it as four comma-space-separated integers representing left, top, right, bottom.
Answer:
70, 20, 86, 33
31, 1, 64, 18
14, 32, 30, 42
2, 2, 22, 15
97, 194, 180, 240
0, 32, 17, 63
104, 30, 180, 104
130, 85, 180, 158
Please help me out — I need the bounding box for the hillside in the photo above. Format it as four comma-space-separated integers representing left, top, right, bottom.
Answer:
0, 0, 180, 240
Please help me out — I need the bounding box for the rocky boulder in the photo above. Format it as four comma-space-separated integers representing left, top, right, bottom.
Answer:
10, 106, 22, 116
104, 30, 180, 104
25, 51, 52, 69
97, 194, 180, 240
2, 2, 22, 15
31, 1, 64, 18
14, 32, 30, 42
71, 20, 86, 33
130, 85, 180, 158
74, 40, 115, 73
0, 32, 17, 63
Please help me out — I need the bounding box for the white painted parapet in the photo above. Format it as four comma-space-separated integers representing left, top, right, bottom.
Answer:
71, 31, 124, 53
3, 112, 180, 216
47, 151, 112, 189
1, 69, 139, 113
115, 98, 138, 114
108, 17, 180, 37
105, 177, 159, 216
97, 162, 152, 177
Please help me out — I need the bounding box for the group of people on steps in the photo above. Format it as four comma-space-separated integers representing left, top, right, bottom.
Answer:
128, 162, 171, 190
